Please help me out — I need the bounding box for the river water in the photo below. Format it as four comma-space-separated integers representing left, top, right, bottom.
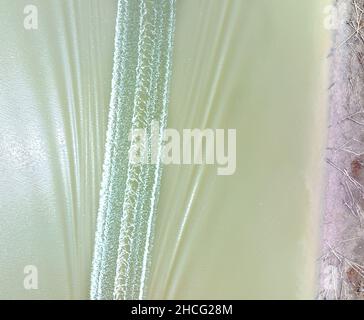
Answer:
0, 0, 330, 299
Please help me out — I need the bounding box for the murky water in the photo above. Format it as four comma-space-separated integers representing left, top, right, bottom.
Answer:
0, 0, 117, 299
0, 0, 330, 299
148, 0, 330, 299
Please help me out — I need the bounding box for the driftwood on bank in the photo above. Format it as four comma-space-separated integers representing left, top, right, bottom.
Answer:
320, 0, 364, 300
